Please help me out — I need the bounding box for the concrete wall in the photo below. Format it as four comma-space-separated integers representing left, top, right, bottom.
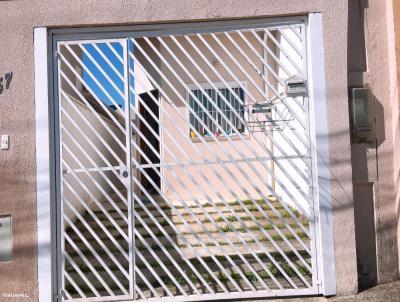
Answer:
0, 0, 360, 301
392, 0, 400, 276
349, 0, 400, 288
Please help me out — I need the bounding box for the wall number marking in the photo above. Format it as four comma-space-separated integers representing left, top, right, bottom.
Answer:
0, 72, 13, 94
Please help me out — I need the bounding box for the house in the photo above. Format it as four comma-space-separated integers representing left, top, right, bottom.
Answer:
0, 1, 399, 302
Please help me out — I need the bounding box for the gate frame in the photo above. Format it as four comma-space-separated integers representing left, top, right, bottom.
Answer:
35, 13, 335, 302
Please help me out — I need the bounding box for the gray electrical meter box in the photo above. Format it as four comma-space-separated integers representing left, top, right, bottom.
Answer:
350, 87, 374, 143
0, 215, 12, 262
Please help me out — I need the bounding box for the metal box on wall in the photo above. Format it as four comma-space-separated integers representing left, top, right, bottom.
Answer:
350, 87, 375, 143
0, 215, 12, 262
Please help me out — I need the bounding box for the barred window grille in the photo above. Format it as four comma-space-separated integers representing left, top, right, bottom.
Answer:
189, 87, 245, 137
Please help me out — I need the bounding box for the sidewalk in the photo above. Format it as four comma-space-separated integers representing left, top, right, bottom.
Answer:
254, 281, 400, 302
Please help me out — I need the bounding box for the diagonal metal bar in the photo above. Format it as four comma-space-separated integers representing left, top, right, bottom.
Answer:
62, 163, 129, 243
61, 130, 129, 218
182, 34, 311, 210
204, 32, 309, 182
60, 108, 127, 204
129, 163, 252, 292
112, 36, 312, 290
64, 231, 115, 296
58, 49, 126, 138
128, 40, 307, 284
133, 283, 146, 301
248, 29, 293, 78
63, 289, 73, 301
126, 62, 306, 288
248, 29, 292, 77
129, 81, 295, 288
64, 252, 100, 297
63, 210, 129, 295
289, 25, 302, 40
58, 69, 126, 153
129, 46, 307, 241
235, 30, 309, 126
264, 29, 304, 77
126, 57, 290, 290
65, 268, 88, 299
119, 80, 241, 291
235, 30, 285, 88
64, 196, 129, 281
127, 116, 253, 291
93, 43, 125, 82
136, 37, 305, 212
63, 179, 129, 261
131, 38, 310, 241
135, 248, 174, 297
277, 28, 303, 58
128, 111, 304, 288
134, 266, 160, 299
174, 33, 310, 192
64, 44, 126, 119
130, 115, 311, 284
133, 227, 191, 296
151, 35, 311, 232
154, 35, 313, 266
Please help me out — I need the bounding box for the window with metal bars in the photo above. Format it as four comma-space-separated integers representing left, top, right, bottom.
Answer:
188, 86, 246, 138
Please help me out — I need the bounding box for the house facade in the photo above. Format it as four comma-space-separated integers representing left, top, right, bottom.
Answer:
0, 0, 399, 301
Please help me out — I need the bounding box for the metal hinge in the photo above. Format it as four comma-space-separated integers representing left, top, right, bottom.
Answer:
54, 289, 66, 302
316, 279, 323, 292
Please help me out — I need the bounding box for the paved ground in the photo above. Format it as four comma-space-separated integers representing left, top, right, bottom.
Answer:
250, 281, 400, 302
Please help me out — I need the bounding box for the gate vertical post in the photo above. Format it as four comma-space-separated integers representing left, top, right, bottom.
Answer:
307, 13, 336, 296
35, 26, 53, 302
123, 38, 135, 299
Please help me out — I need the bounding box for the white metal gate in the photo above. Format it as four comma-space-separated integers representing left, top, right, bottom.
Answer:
55, 19, 323, 301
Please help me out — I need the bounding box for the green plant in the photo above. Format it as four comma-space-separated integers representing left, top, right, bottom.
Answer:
218, 272, 228, 282
297, 231, 308, 239
263, 224, 274, 230
230, 272, 242, 282
292, 209, 300, 218
244, 271, 258, 282
271, 234, 283, 241
226, 215, 237, 222
221, 225, 234, 232
243, 199, 253, 205
241, 216, 252, 221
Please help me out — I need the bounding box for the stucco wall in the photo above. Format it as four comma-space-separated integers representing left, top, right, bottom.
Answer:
0, 0, 357, 301
392, 0, 400, 276
349, 0, 400, 286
